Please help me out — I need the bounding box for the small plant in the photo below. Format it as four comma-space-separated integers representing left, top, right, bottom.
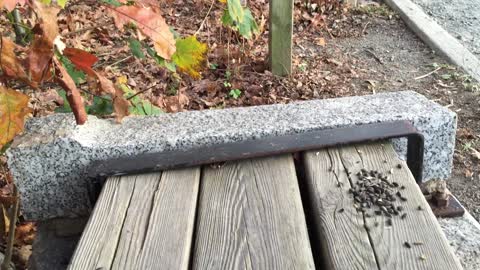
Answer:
229, 89, 242, 99
298, 62, 308, 72
221, 0, 259, 39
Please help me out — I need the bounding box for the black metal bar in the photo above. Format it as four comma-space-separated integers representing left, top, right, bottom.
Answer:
89, 121, 424, 183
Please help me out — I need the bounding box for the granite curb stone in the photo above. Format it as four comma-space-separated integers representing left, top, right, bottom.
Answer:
7, 91, 456, 220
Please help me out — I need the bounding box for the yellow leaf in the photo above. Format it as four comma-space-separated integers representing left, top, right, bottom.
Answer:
218, 0, 227, 3
172, 36, 207, 79
0, 86, 31, 148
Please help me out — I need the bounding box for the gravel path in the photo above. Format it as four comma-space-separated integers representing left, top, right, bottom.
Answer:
411, 0, 480, 57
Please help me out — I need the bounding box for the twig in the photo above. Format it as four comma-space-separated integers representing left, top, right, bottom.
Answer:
414, 67, 442, 80
62, 21, 114, 37
195, 0, 215, 36
362, 22, 370, 35
126, 83, 158, 100
98, 56, 133, 68
1, 187, 19, 270
365, 49, 383, 64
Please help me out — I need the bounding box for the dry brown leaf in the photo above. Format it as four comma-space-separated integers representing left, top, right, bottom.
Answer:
25, 3, 60, 86
317, 37, 326, 47
94, 72, 129, 122
1, 0, 27, 11
0, 37, 28, 82
53, 57, 87, 125
15, 222, 36, 245
471, 148, 480, 160
110, 5, 175, 59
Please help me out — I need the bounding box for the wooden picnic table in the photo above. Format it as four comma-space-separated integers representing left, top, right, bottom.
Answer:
68, 142, 463, 270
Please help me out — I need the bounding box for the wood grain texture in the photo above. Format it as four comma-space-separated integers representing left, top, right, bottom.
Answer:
303, 148, 378, 270
303, 143, 463, 270
192, 155, 315, 270
269, 0, 293, 76
136, 168, 201, 270
68, 174, 139, 270
68, 169, 201, 270
351, 143, 463, 270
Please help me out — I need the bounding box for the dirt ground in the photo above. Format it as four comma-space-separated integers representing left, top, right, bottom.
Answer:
1, 2, 480, 267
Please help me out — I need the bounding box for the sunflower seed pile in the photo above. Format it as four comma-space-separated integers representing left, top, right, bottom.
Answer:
348, 168, 407, 218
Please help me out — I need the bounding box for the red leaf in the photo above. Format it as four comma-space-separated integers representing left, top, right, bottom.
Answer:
63, 48, 98, 76
53, 57, 87, 125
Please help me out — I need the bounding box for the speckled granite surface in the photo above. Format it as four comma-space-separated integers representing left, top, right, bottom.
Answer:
439, 212, 480, 270
7, 91, 456, 221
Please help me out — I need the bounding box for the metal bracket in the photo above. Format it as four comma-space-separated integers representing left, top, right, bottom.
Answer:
88, 120, 424, 183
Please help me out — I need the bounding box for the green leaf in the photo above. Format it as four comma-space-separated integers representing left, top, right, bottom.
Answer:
441, 74, 452, 80
54, 90, 72, 113
238, 9, 258, 39
172, 36, 207, 79
118, 81, 163, 115
146, 46, 177, 72
102, 0, 122, 7
58, 55, 85, 85
227, 0, 244, 23
87, 96, 113, 115
221, 11, 234, 27
229, 89, 241, 99
222, 6, 258, 39
57, 0, 68, 8
128, 38, 145, 59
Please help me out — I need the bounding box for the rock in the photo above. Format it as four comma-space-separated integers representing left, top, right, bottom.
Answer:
7, 91, 457, 221
439, 212, 480, 270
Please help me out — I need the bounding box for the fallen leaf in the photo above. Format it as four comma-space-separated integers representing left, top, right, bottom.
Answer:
1, 0, 27, 11
0, 86, 32, 148
317, 37, 326, 47
94, 72, 129, 122
172, 36, 207, 79
471, 148, 480, 160
465, 169, 474, 178
15, 222, 36, 245
0, 37, 28, 83
110, 5, 176, 59
25, 2, 60, 86
63, 48, 98, 76
457, 128, 475, 139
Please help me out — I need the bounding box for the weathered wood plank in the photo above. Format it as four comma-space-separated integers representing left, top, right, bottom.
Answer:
136, 168, 200, 269
192, 155, 315, 270
68, 168, 200, 270
351, 143, 463, 269
68, 175, 138, 270
303, 148, 379, 269
269, 0, 294, 76
303, 143, 463, 270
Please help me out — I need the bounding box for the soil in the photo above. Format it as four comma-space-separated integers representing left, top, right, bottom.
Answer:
2, 1, 480, 267
412, 0, 480, 56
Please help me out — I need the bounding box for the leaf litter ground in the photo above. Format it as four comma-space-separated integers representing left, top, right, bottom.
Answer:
1, 0, 480, 268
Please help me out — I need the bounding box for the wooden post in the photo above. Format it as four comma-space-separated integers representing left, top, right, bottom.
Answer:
269, 0, 294, 76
